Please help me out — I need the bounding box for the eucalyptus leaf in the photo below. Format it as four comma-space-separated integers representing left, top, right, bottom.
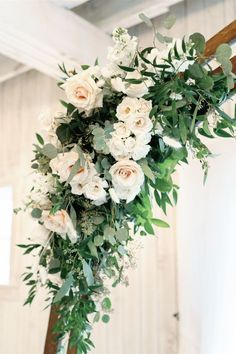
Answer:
139, 13, 153, 27
53, 272, 73, 303
82, 260, 94, 286
163, 14, 176, 29
41, 144, 57, 159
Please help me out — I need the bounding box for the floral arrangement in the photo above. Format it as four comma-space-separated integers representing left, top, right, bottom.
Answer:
18, 15, 236, 354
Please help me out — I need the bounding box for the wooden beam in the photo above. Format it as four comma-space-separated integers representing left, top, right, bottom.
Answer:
205, 20, 236, 57
0, 1, 112, 79
76, 0, 183, 34
44, 306, 58, 354
51, 0, 89, 9
0, 55, 30, 84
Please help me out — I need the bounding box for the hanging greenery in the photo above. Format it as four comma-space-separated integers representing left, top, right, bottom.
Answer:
17, 15, 236, 353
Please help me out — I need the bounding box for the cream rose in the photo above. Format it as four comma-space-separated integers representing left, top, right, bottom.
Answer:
50, 151, 79, 182
42, 209, 77, 243
83, 176, 108, 206
127, 113, 153, 135
70, 162, 97, 195
107, 137, 131, 161
116, 97, 140, 121
62, 71, 103, 116
113, 122, 131, 139
109, 160, 144, 203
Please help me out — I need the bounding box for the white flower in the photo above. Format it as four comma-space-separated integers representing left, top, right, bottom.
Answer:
131, 134, 151, 160
83, 176, 108, 206
109, 160, 144, 203
207, 109, 219, 129
163, 136, 182, 149
107, 136, 131, 160
28, 173, 56, 209
107, 27, 137, 67
62, 70, 103, 116
170, 92, 183, 101
29, 223, 50, 246
124, 70, 151, 98
186, 78, 195, 85
109, 188, 120, 203
116, 97, 140, 121
42, 209, 77, 243
38, 110, 61, 146
50, 151, 78, 182
70, 162, 97, 195
127, 113, 153, 135
138, 98, 152, 114
124, 136, 136, 152
111, 77, 126, 92
113, 122, 131, 139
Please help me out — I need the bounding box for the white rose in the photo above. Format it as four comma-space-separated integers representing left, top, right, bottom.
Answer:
111, 77, 126, 92
83, 176, 108, 206
131, 134, 151, 160
113, 122, 131, 138
124, 136, 136, 152
42, 209, 77, 243
70, 162, 97, 195
38, 110, 61, 146
116, 97, 140, 121
138, 98, 152, 114
109, 188, 120, 203
50, 151, 78, 182
107, 136, 131, 161
62, 71, 103, 116
29, 223, 50, 246
109, 160, 144, 203
124, 70, 152, 98
127, 113, 153, 135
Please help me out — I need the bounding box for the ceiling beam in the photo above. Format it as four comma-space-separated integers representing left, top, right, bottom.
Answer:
0, 1, 112, 79
50, 0, 89, 9
0, 55, 30, 84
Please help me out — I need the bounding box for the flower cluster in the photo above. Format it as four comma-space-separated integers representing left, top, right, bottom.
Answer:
18, 22, 235, 353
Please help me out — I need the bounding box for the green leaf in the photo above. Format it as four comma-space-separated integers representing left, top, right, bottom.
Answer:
93, 312, 100, 323
102, 297, 112, 310
155, 178, 172, 192
138, 159, 155, 182
116, 228, 129, 242
118, 65, 135, 72
66, 159, 81, 185
215, 43, 232, 62
36, 133, 44, 145
41, 144, 57, 159
155, 32, 165, 43
227, 74, 234, 90
53, 272, 73, 303
179, 116, 188, 143
31, 208, 42, 219
188, 63, 204, 78
82, 260, 94, 286
117, 245, 126, 256
151, 218, 170, 228
163, 14, 176, 29
102, 314, 110, 323
70, 205, 77, 228
104, 226, 115, 239
144, 221, 155, 235
139, 13, 153, 27
189, 32, 205, 53
94, 236, 104, 247
88, 241, 98, 258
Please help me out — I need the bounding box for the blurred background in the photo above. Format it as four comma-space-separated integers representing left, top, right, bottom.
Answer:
0, 0, 236, 353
